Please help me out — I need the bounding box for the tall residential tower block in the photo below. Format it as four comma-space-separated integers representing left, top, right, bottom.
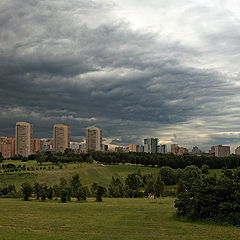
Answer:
53, 124, 70, 152
86, 126, 102, 152
15, 122, 33, 157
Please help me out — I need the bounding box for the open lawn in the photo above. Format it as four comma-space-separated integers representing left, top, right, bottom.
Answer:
0, 161, 160, 189
0, 197, 239, 240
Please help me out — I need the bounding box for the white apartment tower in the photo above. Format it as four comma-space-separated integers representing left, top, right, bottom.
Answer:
86, 126, 102, 152
15, 122, 33, 157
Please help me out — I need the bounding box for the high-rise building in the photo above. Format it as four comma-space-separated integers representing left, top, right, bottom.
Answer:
235, 146, 240, 155
144, 138, 158, 153
171, 144, 179, 154
86, 126, 102, 152
0, 137, 16, 158
215, 145, 230, 157
15, 122, 33, 157
53, 124, 70, 153
160, 144, 167, 154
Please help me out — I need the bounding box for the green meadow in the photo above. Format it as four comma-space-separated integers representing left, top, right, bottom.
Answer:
0, 161, 160, 189
0, 197, 239, 240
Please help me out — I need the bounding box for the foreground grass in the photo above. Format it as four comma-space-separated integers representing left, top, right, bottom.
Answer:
0, 197, 239, 240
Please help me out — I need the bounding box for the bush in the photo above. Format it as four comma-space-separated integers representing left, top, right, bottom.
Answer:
175, 169, 240, 226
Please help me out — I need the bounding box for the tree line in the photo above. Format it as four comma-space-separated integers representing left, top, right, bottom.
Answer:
0, 165, 207, 201
3, 150, 240, 170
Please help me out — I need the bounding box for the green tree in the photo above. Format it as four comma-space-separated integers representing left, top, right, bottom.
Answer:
36, 151, 46, 165
33, 182, 41, 200
154, 176, 164, 197
47, 187, 53, 200
96, 186, 106, 202
125, 173, 143, 190
70, 174, 82, 197
21, 182, 33, 201
177, 179, 185, 194
91, 182, 98, 196
86, 155, 94, 163
201, 164, 210, 174
159, 166, 177, 185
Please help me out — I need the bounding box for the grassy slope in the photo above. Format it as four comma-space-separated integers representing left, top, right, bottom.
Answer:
0, 161, 160, 189
0, 197, 239, 240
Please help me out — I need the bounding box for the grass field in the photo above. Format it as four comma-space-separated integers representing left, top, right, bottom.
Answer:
0, 161, 160, 189
0, 197, 239, 240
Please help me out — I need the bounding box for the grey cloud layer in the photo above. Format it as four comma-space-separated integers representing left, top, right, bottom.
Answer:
0, 0, 240, 149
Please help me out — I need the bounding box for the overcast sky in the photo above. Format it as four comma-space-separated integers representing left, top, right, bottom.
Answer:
1, 0, 240, 151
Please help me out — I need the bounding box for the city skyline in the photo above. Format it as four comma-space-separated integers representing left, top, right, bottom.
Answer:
1, 1, 240, 151
0, 121, 238, 154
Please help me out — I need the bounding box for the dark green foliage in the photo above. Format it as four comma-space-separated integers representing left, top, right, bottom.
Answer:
159, 166, 177, 185
69, 174, 82, 197
201, 164, 210, 174
108, 177, 125, 197
60, 188, 68, 203
125, 173, 143, 190
154, 176, 165, 197
175, 169, 240, 226
91, 183, 98, 196
96, 185, 106, 202
0, 184, 16, 197
86, 156, 94, 163
181, 165, 201, 181
21, 182, 33, 201
177, 179, 185, 194
47, 187, 53, 200
39, 184, 48, 201
33, 182, 41, 199
76, 186, 88, 201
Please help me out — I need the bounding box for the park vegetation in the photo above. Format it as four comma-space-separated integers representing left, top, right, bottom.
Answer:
175, 168, 240, 226
2, 149, 240, 170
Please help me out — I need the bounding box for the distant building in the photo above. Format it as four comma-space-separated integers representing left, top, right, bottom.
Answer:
235, 146, 240, 155
115, 146, 129, 152
160, 144, 167, 154
171, 144, 179, 155
177, 147, 188, 156
40, 138, 54, 151
0, 137, 15, 159
128, 144, 141, 152
129, 144, 137, 152
191, 146, 203, 155
103, 145, 108, 151
32, 138, 41, 153
86, 126, 102, 152
69, 141, 81, 150
144, 138, 158, 153
15, 122, 33, 157
208, 145, 230, 157
53, 124, 70, 153
215, 145, 230, 157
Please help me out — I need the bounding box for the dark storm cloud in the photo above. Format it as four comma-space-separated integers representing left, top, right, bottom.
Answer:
0, 0, 240, 149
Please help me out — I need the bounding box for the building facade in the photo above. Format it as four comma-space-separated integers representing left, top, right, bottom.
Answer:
143, 138, 158, 153
0, 137, 16, 158
171, 144, 179, 154
32, 138, 41, 153
235, 146, 240, 155
53, 124, 70, 153
86, 126, 102, 152
215, 145, 230, 157
15, 122, 33, 157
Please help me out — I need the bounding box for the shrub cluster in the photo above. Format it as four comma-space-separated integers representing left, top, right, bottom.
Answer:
175, 169, 240, 226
